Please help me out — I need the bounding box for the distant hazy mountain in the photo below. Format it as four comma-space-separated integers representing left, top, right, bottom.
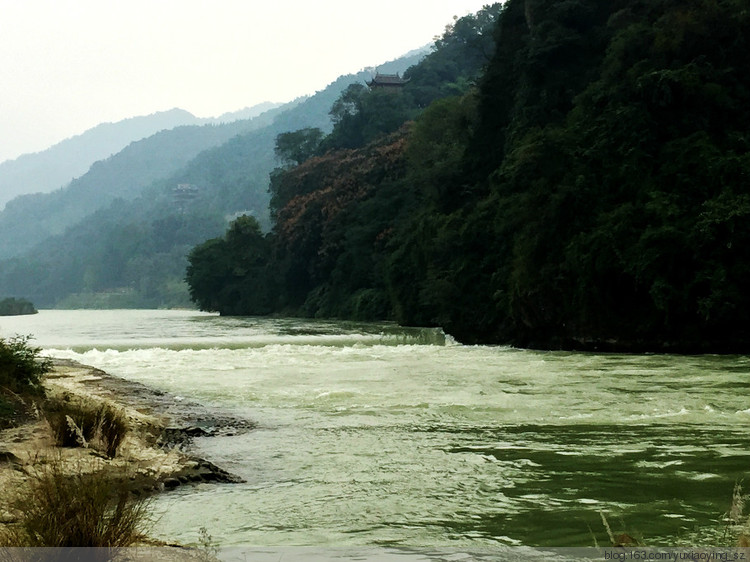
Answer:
0, 102, 280, 210
0, 109, 199, 209
207, 102, 284, 124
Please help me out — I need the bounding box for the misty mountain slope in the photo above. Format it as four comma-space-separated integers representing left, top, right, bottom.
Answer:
0, 104, 290, 260
0, 48, 427, 307
0, 45, 427, 262
0, 103, 285, 210
208, 102, 283, 123
0, 109, 200, 209
163, 48, 429, 228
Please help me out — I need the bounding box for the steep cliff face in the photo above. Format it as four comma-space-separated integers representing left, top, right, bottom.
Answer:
423, 0, 750, 351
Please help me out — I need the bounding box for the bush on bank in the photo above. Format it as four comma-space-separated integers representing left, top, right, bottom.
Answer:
0, 297, 37, 317
0, 335, 50, 395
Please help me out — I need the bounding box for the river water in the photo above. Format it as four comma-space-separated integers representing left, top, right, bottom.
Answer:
2, 309, 749, 550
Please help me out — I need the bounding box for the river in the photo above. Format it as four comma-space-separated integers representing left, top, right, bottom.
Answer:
1, 309, 749, 552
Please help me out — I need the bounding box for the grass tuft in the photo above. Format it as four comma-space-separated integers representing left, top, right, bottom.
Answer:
1, 457, 150, 548
45, 397, 129, 458
724, 482, 750, 546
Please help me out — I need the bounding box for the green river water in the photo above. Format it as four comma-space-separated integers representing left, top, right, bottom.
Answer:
2, 310, 749, 553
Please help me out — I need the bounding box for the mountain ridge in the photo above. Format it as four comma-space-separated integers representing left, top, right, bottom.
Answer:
0, 102, 282, 210
0, 101, 298, 260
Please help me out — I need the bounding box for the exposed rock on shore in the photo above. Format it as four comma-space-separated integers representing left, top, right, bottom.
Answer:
0, 358, 251, 526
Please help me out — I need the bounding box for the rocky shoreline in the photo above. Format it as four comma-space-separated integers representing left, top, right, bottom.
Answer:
0, 358, 252, 534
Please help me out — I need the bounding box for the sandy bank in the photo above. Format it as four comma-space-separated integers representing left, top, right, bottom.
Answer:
0, 358, 251, 547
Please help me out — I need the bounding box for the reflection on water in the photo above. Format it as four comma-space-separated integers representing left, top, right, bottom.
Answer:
1, 310, 749, 547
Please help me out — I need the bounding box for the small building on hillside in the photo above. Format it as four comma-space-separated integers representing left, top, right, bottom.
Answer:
366, 73, 409, 92
173, 183, 199, 212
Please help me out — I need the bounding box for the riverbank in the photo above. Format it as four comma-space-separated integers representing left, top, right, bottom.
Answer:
0, 358, 251, 547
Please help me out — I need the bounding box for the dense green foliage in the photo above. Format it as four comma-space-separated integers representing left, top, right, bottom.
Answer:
186, 215, 275, 315
429, 0, 750, 351
0, 297, 37, 316
320, 5, 502, 153
187, 5, 501, 319
187, 0, 750, 352
0, 335, 50, 394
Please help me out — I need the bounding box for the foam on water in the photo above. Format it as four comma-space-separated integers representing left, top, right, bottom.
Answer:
3, 310, 750, 547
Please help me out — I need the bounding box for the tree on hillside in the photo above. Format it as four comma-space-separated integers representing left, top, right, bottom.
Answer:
0, 297, 38, 316
185, 215, 276, 315
320, 85, 412, 151
404, 3, 503, 109
274, 128, 324, 167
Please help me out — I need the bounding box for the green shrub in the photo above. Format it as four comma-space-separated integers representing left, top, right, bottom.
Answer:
46, 398, 129, 458
0, 335, 50, 395
3, 458, 149, 548
0, 390, 31, 430
0, 394, 15, 419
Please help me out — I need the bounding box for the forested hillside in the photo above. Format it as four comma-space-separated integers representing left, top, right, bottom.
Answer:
186, 4, 502, 318
187, 0, 750, 353
0, 50, 425, 308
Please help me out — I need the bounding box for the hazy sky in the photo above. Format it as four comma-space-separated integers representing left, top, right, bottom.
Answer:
0, 0, 492, 163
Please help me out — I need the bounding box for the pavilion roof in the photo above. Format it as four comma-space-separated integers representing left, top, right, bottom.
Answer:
367, 73, 410, 86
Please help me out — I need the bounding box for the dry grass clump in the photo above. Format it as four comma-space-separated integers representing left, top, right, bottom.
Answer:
0, 457, 150, 549
44, 397, 128, 458
725, 482, 750, 546
597, 511, 643, 547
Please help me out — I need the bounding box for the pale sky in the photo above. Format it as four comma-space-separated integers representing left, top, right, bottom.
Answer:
0, 0, 493, 163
